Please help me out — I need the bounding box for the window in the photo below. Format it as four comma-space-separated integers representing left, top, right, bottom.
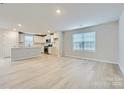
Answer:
73, 33, 84, 51
24, 35, 34, 47
73, 32, 96, 51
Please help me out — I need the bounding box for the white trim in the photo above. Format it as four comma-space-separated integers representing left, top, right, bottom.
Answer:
65, 55, 118, 64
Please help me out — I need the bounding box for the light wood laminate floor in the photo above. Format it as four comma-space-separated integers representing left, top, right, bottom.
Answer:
0, 55, 124, 89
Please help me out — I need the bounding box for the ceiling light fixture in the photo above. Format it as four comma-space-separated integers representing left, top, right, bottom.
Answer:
56, 9, 61, 15
18, 24, 22, 27
48, 30, 50, 33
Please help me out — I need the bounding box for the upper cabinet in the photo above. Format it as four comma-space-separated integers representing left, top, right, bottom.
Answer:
45, 34, 51, 40
42, 36, 46, 43
19, 33, 24, 43
34, 36, 42, 43
54, 33, 58, 38
51, 35, 54, 43
19, 32, 59, 44
44, 33, 59, 43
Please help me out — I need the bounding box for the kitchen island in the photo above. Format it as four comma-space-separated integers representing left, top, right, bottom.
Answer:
11, 47, 41, 62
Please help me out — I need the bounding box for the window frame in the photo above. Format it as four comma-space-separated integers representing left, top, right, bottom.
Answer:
72, 32, 96, 52
24, 34, 34, 47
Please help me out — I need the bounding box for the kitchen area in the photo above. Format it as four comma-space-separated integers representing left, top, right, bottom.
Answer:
11, 31, 61, 61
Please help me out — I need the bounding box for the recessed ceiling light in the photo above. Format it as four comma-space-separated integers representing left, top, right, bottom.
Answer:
56, 9, 61, 14
48, 30, 50, 33
18, 24, 22, 27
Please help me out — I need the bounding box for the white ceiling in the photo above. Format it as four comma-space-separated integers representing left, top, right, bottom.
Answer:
0, 3, 124, 34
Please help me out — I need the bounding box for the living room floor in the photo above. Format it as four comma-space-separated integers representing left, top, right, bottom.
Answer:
0, 54, 124, 89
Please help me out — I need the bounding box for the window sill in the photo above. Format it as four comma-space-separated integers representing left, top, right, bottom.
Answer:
73, 50, 96, 52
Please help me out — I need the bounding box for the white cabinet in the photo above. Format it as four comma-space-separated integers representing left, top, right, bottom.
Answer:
19, 34, 24, 43
54, 33, 58, 38
41, 36, 46, 43
48, 47, 52, 54
34, 36, 42, 43
35, 36, 46, 43
51, 35, 54, 43
45, 35, 51, 39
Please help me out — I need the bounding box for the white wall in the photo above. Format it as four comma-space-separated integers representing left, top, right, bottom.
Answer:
119, 11, 124, 74
58, 32, 64, 57
0, 30, 18, 58
63, 21, 118, 64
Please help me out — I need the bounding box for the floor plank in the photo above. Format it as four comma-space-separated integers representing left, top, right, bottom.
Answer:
0, 55, 124, 89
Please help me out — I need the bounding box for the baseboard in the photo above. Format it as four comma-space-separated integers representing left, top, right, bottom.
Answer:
64, 55, 118, 64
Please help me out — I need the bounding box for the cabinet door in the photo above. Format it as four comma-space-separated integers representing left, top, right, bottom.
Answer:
34, 36, 42, 43
19, 34, 24, 42
34, 36, 37, 43
51, 35, 54, 43
38, 36, 42, 43
45, 35, 51, 39
42, 37, 46, 43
